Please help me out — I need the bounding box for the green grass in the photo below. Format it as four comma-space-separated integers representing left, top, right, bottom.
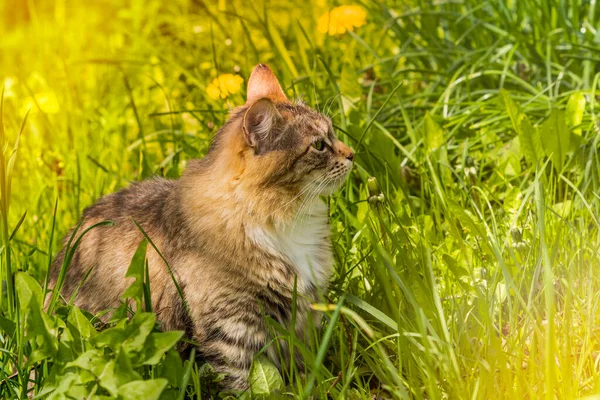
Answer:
2, 0, 600, 398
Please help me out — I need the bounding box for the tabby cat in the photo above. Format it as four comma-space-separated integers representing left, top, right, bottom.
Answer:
49, 64, 354, 389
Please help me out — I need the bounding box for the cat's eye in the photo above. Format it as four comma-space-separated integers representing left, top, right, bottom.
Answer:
312, 139, 326, 151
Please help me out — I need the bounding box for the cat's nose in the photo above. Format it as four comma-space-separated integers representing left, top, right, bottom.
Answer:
336, 141, 354, 161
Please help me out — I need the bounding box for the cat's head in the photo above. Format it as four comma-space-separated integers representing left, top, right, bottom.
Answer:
226, 64, 354, 198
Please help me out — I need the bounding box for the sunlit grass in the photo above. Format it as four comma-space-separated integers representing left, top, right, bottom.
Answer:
2, 0, 600, 398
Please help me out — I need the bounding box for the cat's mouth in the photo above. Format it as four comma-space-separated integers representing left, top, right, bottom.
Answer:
315, 161, 353, 196
298, 160, 353, 198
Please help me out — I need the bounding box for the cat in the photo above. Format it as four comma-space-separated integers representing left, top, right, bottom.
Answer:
49, 64, 354, 390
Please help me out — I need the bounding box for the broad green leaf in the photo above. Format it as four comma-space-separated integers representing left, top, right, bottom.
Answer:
198, 362, 222, 381
500, 90, 543, 165
114, 349, 142, 385
110, 301, 130, 323
0, 314, 16, 336
121, 280, 144, 303
98, 351, 142, 396
97, 361, 119, 396
498, 136, 521, 176
159, 349, 184, 387
518, 117, 543, 165
66, 349, 106, 376
138, 331, 184, 365
92, 326, 126, 349
76, 366, 97, 385
157, 389, 179, 400
122, 312, 156, 354
249, 356, 284, 395
15, 271, 42, 312
25, 297, 58, 362
424, 112, 444, 151
56, 336, 77, 364
566, 92, 586, 135
28, 348, 54, 365
87, 350, 140, 395
541, 109, 570, 171
118, 379, 168, 400
66, 384, 88, 399
500, 89, 521, 132
67, 306, 96, 344
43, 372, 78, 399
122, 239, 148, 302
125, 239, 147, 280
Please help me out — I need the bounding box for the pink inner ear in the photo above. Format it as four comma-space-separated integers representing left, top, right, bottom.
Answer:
242, 98, 279, 147
246, 64, 289, 104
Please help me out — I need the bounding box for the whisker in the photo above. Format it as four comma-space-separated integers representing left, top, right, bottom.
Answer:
267, 173, 326, 218
290, 176, 333, 234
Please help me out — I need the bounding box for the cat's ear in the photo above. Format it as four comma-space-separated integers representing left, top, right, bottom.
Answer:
246, 64, 288, 104
242, 98, 281, 147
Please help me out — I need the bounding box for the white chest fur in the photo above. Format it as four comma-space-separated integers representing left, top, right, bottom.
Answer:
246, 200, 333, 293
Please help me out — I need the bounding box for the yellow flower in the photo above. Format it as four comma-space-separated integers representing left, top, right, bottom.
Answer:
206, 74, 244, 100
318, 5, 367, 36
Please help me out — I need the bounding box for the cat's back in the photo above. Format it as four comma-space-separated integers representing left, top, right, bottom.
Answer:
67, 177, 178, 255
51, 177, 180, 312
84, 177, 176, 223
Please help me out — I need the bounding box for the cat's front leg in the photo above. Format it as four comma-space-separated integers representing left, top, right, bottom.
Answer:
196, 313, 267, 391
